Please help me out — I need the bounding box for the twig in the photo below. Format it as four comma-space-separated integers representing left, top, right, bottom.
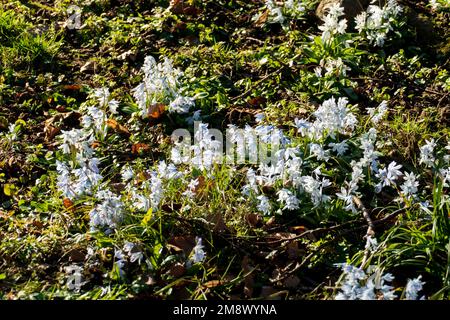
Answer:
353, 196, 375, 268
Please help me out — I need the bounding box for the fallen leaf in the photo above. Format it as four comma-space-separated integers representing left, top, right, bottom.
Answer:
106, 119, 130, 137
245, 213, 263, 228
91, 141, 101, 149
63, 84, 82, 91
203, 280, 226, 288
63, 198, 75, 213
168, 236, 196, 256
207, 212, 227, 233
248, 96, 267, 107
148, 103, 166, 119
255, 10, 269, 27
166, 262, 186, 277
32, 220, 44, 229
55, 105, 66, 112
170, 0, 201, 15
132, 143, 150, 155
68, 249, 85, 262
44, 124, 60, 142
80, 60, 96, 73
289, 226, 307, 234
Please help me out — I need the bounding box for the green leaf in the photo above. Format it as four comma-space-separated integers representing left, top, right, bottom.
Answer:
3, 183, 17, 197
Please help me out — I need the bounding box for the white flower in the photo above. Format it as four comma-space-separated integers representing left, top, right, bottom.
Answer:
375, 161, 402, 192
309, 143, 330, 161
265, 0, 285, 24
329, 140, 349, 156
277, 188, 300, 210
121, 166, 134, 182
318, 3, 347, 43
419, 139, 436, 168
360, 279, 376, 300
89, 190, 124, 230
132, 55, 194, 117
355, 12, 367, 33
183, 178, 199, 198
367, 101, 388, 124
256, 195, 271, 215
169, 95, 194, 114
108, 99, 119, 114
132, 191, 151, 212
439, 167, 450, 188
314, 66, 322, 77
300, 175, 331, 206
255, 113, 265, 123
150, 173, 164, 210
355, 0, 402, 47
365, 235, 378, 252
294, 118, 312, 136
285, 0, 305, 14
94, 87, 110, 107
191, 237, 206, 263
323, 57, 350, 77
400, 172, 419, 198
336, 186, 357, 213
123, 242, 144, 264
405, 276, 425, 300
308, 97, 356, 140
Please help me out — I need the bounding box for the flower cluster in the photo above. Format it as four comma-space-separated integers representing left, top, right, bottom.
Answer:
56, 91, 125, 231
295, 96, 356, 140
334, 263, 424, 300
263, 0, 306, 25
318, 3, 347, 44
56, 106, 105, 199
190, 237, 206, 264
355, 0, 403, 47
132, 55, 194, 117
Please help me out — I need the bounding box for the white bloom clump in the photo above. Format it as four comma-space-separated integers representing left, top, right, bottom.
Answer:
367, 101, 389, 124
335, 265, 426, 300
132, 55, 194, 117
400, 172, 419, 199
265, 0, 285, 24
93, 87, 119, 114
295, 97, 357, 140
334, 264, 397, 300
260, 0, 306, 25
405, 276, 426, 300
191, 237, 206, 263
375, 161, 403, 193
318, 3, 347, 44
89, 190, 124, 231
419, 139, 436, 168
257, 194, 271, 215
322, 57, 351, 78
355, 0, 403, 47
277, 188, 300, 210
